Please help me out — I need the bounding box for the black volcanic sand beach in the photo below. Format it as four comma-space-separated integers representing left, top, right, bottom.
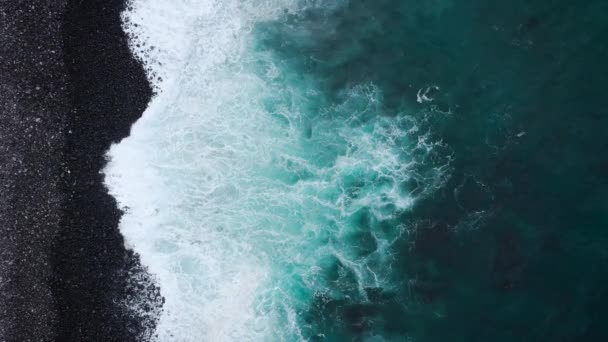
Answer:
1, 1, 161, 341
1, 2, 68, 340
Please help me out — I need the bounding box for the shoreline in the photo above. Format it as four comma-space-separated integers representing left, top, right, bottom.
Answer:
0, 1, 161, 341
54, 0, 162, 340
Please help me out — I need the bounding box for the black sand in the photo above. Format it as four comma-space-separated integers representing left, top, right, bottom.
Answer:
0, 1, 161, 341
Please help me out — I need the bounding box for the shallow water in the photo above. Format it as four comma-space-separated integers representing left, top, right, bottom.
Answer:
106, 0, 608, 341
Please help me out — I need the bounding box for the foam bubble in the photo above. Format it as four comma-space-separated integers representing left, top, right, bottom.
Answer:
105, 0, 447, 340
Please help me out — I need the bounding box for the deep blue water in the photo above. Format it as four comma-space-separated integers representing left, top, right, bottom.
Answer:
254, 1, 608, 340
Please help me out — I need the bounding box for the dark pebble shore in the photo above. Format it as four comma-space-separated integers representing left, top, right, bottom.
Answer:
0, 1, 162, 341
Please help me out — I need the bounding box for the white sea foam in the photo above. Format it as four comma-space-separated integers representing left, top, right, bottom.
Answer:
105, 1, 446, 341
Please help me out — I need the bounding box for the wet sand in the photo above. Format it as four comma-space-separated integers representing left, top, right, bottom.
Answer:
0, 1, 161, 341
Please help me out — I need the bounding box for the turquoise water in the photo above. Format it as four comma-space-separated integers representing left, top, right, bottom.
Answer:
107, 0, 608, 340
255, 1, 608, 341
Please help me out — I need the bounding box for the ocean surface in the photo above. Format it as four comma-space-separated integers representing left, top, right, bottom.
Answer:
105, 0, 608, 341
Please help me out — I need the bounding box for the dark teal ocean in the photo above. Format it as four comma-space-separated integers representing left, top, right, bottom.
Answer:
254, 1, 608, 340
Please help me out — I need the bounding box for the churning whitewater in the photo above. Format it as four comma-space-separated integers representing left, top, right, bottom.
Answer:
105, 0, 448, 341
